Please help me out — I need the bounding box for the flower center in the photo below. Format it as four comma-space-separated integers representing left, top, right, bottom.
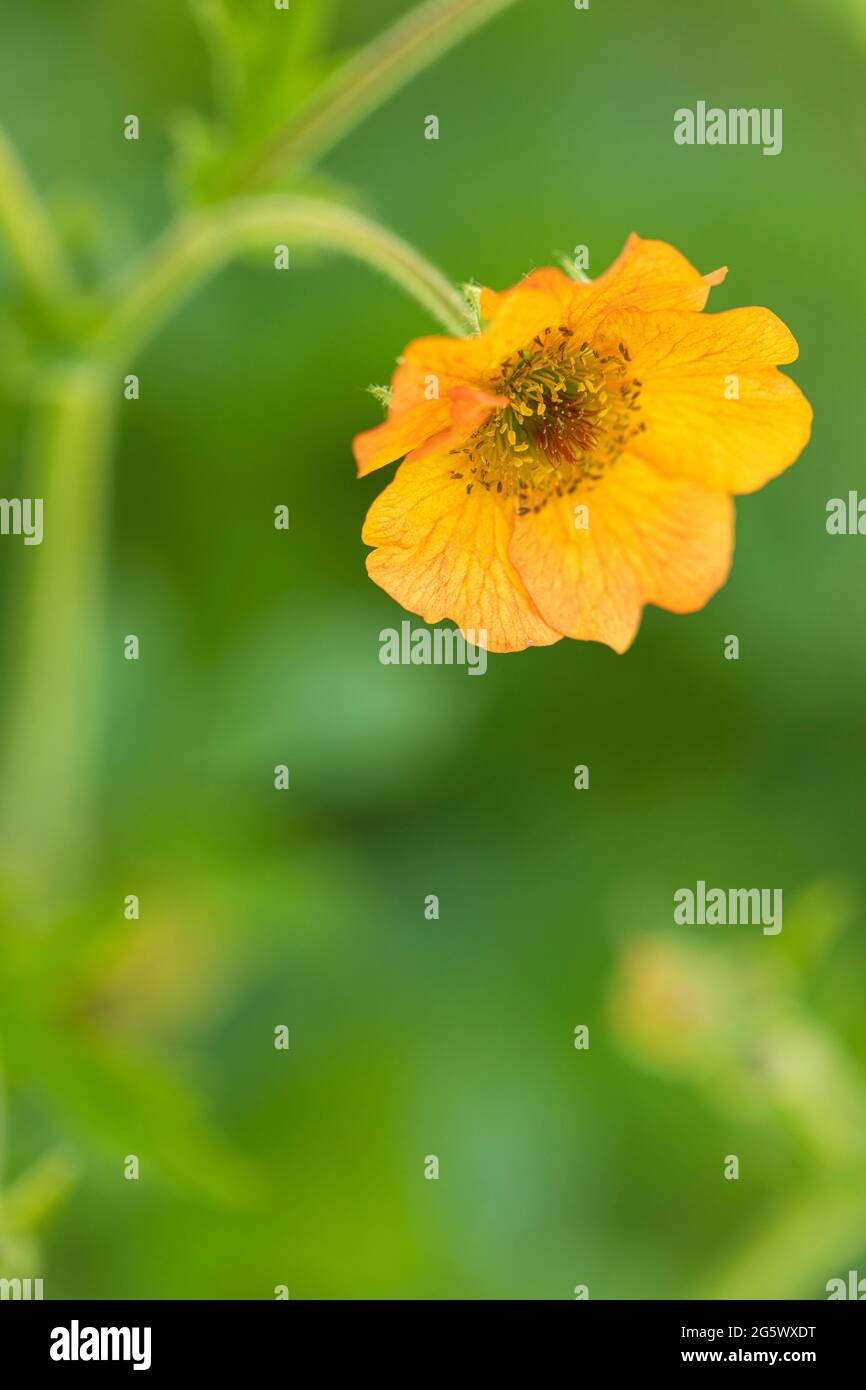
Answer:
451, 327, 643, 509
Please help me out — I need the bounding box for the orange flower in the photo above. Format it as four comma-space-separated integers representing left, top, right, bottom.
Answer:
353, 235, 812, 653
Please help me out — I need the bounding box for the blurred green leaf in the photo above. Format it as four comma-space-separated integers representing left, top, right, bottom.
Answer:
179, 0, 341, 201
0, 909, 258, 1209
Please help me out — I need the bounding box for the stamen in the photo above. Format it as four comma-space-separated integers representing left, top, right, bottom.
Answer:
450, 328, 643, 510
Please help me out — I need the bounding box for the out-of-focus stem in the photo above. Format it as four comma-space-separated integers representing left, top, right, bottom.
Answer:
0, 363, 115, 912
90, 196, 474, 358
220, 0, 521, 188
0, 0, 506, 910
1, 201, 468, 913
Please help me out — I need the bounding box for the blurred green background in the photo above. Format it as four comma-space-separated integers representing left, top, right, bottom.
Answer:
1, 0, 865, 1299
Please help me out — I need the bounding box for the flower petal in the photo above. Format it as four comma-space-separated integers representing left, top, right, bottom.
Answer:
408, 385, 508, 463
363, 452, 563, 653
472, 288, 576, 373
354, 386, 452, 477
481, 234, 727, 327
353, 296, 561, 478
589, 233, 727, 312
353, 355, 463, 477
480, 267, 580, 322
508, 454, 734, 653
599, 305, 813, 493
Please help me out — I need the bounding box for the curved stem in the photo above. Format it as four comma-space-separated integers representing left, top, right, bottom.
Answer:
89, 196, 474, 360
221, 0, 521, 189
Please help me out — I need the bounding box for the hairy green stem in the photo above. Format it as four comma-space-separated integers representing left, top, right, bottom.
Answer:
90, 196, 474, 359
222, 0, 521, 188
